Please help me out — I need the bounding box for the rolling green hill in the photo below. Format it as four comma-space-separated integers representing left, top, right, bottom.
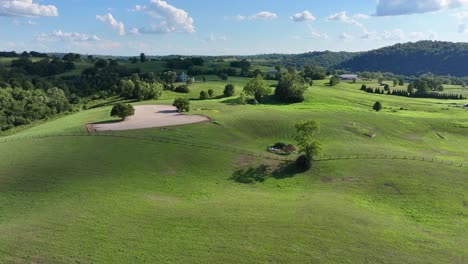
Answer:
0, 78, 467, 263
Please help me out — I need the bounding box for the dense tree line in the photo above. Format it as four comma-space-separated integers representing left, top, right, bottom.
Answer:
360, 84, 465, 100
11, 58, 75, 77
338, 41, 468, 76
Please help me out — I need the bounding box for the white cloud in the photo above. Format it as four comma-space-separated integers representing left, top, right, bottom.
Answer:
409, 30, 438, 39
133, 0, 195, 34
0, 0, 58, 17
129, 28, 140, 35
206, 33, 227, 41
291, 10, 316, 22
231, 11, 278, 21
382, 29, 405, 40
35, 30, 100, 42
339, 32, 353, 40
452, 11, 468, 19
307, 25, 329, 39
96, 13, 125, 36
353, 13, 370, 19
251, 11, 278, 20
327, 11, 365, 29
375, 0, 468, 16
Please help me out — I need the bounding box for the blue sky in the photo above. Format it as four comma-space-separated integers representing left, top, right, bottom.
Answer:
1, 0, 468, 55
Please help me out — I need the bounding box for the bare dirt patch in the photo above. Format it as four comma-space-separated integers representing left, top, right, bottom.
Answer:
91, 105, 209, 132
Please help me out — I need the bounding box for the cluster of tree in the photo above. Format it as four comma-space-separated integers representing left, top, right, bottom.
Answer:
117, 74, 163, 101
338, 41, 468, 76
0, 51, 48, 58
410, 78, 444, 93
174, 85, 190, 93
11, 58, 75, 76
0, 85, 71, 131
301, 65, 326, 80
360, 85, 465, 100
282, 51, 357, 69
199, 89, 215, 100
166, 57, 205, 69
62, 53, 81, 62
229, 59, 251, 75
274, 72, 308, 103
243, 75, 271, 102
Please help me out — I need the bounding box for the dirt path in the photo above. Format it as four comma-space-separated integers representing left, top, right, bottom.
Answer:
90, 105, 209, 132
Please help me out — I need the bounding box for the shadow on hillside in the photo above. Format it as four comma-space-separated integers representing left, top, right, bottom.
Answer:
230, 162, 303, 184
271, 161, 304, 179
92, 119, 121, 125
230, 165, 270, 184
87, 98, 138, 110
220, 98, 240, 105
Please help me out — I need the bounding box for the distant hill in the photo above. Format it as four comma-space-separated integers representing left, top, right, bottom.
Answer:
282, 51, 358, 69
336, 41, 468, 76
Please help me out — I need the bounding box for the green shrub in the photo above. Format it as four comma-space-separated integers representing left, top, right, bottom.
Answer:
174, 85, 190, 93
223, 84, 235, 97
173, 98, 190, 112
111, 103, 135, 120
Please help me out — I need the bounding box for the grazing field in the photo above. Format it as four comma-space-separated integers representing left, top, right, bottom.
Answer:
0, 78, 467, 263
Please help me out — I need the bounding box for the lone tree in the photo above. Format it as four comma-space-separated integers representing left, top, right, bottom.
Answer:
111, 103, 135, 120
208, 89, 215, 98
223, 84, 235, 97
329, 76, 340, 86
200, 90, 208, 100
373, 101, 382, 112
295, 120, 321, 171
274, 72, 308, 103
173, 98, 190, 112
140, 53, 148, 63
243, 75, 271, 102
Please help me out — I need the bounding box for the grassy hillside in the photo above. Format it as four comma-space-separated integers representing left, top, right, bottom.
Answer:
0, 78, 467, 263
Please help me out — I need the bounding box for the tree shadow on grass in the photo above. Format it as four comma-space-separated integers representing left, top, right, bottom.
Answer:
230, 162, 305, 184
230, 165, 270, 184
92, 119, 121, 125
271, 161, 305, 179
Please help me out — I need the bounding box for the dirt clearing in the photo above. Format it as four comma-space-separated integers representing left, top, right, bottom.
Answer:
91, 105, 209, 132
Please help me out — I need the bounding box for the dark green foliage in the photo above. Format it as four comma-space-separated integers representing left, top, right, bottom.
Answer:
338, 41, 468, 76
274, 72, 307, 103
296, 154, 312, 171
329, 76, 340, 86
282, 51, 356, 69
174, 85, 190, 93
205, 89, 214, 98
384, 84, 390, 91
373, 101, 382, 112
11, 58, 74, 77
231, 165, 270, 183
0, 85, 71, 131
223, 84, 235, 97
200, 90, 208, 100
166, 57, 204, 69
243, 75, 271, 102
173, 98, 190, 112
140, 53, 148, 63
111, 103, 135, 120
219, 73, 228, 81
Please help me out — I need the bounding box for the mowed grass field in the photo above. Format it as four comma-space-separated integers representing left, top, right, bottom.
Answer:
0, 78, 467, 263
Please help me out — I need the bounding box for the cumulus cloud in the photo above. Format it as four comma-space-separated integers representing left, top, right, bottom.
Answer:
375, 0, 468, 16
0, 0, 58, 17
231, 11, 278, 21
206, 33, 227, 41
96, 13, 125, 36
133, 0, 195, 34
35, 30, 100, 42
327, 11, 365, 29
291, 10, 316, 22
251, 11, 278, 20
307, 25, 328, 39
452, 11, 468, 19
459, 24, 468, 33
